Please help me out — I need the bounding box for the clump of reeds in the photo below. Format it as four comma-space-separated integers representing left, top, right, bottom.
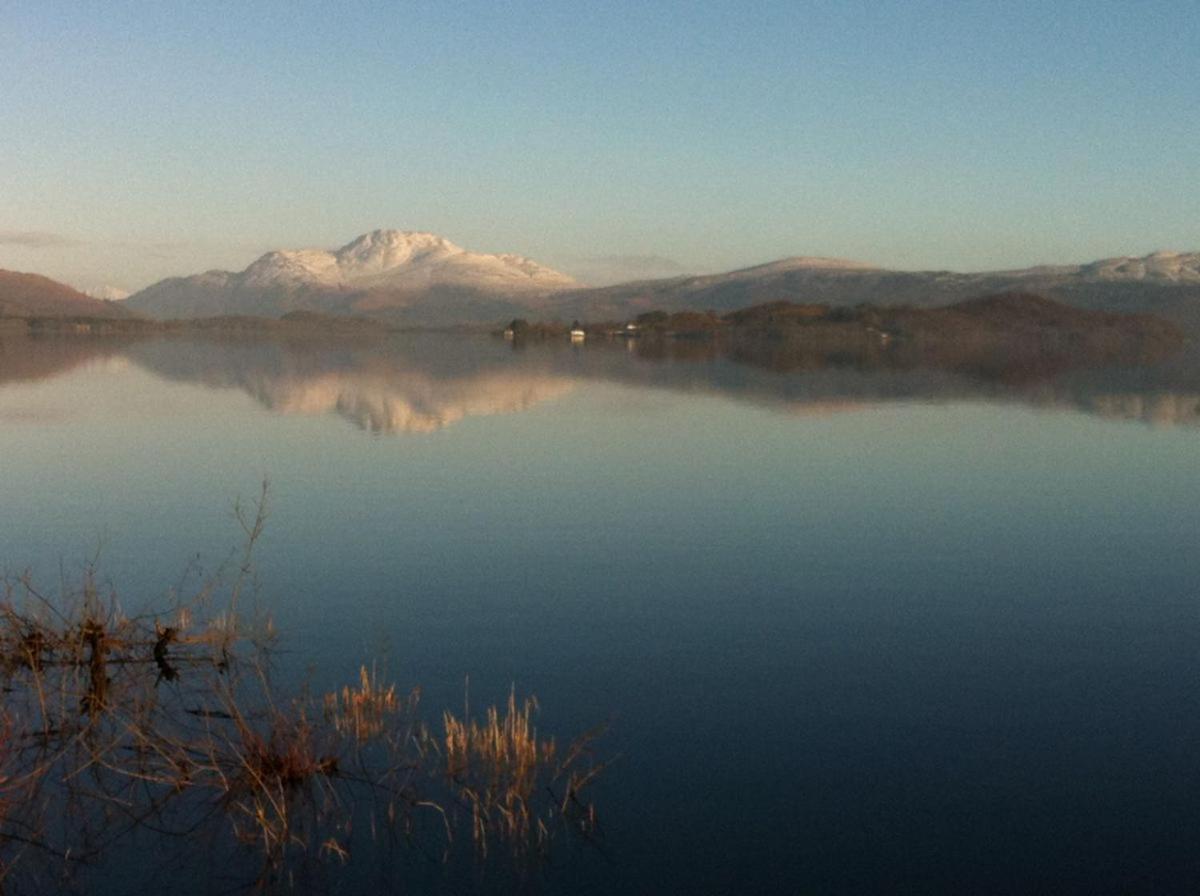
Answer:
0, 483, 608, 890
323, 665, 400, 741
442, 691, 552, 854
441, 689, 606, 857
217, 702, 340, 860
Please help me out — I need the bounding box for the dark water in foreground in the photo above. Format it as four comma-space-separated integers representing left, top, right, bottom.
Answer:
2, 332, 1200, 893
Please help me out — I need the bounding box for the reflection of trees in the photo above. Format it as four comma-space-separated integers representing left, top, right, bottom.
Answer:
1085, 392, 1200, 427
572, 336, 1200, 427
5, 331, 1200, 431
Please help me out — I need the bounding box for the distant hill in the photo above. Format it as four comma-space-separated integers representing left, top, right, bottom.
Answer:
552, 251, 1200, 329
669, 293, 1185, 376
0, 270, 135, 319
630, 292, 1180, 342
126, 230, 576, 325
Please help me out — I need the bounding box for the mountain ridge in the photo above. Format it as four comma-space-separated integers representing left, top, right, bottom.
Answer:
551, 250, 1200, 328
127, 230, 576, 323
123, 236, 1200, 328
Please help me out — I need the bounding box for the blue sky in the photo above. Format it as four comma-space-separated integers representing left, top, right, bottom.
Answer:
1, 0, 1197, 291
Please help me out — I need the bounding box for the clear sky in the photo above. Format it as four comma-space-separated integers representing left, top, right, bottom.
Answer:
1, 0, 1197, 292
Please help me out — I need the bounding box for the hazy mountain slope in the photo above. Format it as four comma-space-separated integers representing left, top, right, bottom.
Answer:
126, 230, 576, 324
553, 251, 1200, 327
0, 270, 134, 319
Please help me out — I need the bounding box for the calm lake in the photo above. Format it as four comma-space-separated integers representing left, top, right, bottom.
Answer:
2, 332, 1200, 894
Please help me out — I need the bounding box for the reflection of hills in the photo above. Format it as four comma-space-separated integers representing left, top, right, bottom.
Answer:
0, 333, 132, 386
126, 334, 1200, 430
5, 331, 1200, 431
123, 338, 575, 433
509, 336, 1200, 428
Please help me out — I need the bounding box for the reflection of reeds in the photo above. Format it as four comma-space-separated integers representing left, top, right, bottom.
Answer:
0, 486, 607, 889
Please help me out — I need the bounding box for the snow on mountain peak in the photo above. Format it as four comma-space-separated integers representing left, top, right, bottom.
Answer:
1080, 251, 1200, 283
241, 248, 341, 288
335, 230, 462, 275
232, 230, 574, 292
86, 285, 132, 301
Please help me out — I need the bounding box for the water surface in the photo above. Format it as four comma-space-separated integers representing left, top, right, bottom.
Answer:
2, 332, 1199, 893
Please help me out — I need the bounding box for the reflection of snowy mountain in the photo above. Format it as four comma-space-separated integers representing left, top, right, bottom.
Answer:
122, 337, 576, 433
7, 332, 1200, 433
245, 369, 574, 433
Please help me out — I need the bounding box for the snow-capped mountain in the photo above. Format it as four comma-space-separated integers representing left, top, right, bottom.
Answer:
1077, 251, 1200, 283
127, 230, 576, 324
237, 230, 572, 292
987, 251, 1200, 283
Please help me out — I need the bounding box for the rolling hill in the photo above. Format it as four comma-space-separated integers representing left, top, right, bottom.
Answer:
551, 251, 1200, 328
0, 270, 134, 319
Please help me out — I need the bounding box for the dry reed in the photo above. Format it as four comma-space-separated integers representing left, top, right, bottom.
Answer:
0, 483, 607, 890
441, 689, 605, 857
